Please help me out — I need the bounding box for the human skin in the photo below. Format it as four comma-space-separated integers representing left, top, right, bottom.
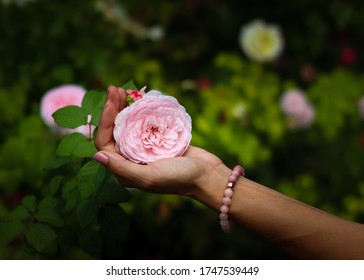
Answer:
94, 85, 364, 259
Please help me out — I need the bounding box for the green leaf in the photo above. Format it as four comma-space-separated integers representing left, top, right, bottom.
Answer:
8, 205, 31, 221
26, 223, 57, 255
43, 157, 71, 170
78, 228, 102, 258
35, 196, 63, 227
0, 220, 27, 244
56, 132, 88, 157
36, 208, 64, 227
63, 177, 77, 193
77, 161, 105, 200
121, 80, 137, 90
81, 90, 106, 115
22, 195, 37, 213
76, 198, 100, 228
63, 188, 80, 212
48, 176, 63, 196
99, 204, 129, 240
52, 105, 87, 128
72, 141, 97, 158
97, 176, 131, 205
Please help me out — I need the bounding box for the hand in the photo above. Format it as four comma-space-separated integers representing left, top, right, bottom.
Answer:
94, 85, 229, 200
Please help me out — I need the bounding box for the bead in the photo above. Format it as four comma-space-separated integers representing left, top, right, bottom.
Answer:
228, 175, 238, 184
220, 220, 229, 226
219, 213, 228, 220
222, 197, 232, 205
233, 165, 243, 174
221, 224, 231, 233
219, 164, 245, 233
224, 188, 233, 197
220, 205, 229, 213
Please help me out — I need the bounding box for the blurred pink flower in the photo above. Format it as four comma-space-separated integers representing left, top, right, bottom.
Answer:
280, 89, 315, 128
341, 47, 356, 66
113, 90, 192, 164
359, 96, 364, 119
40, 84, 95, 138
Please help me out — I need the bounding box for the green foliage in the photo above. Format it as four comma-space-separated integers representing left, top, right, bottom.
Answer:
1, 0, 364, 260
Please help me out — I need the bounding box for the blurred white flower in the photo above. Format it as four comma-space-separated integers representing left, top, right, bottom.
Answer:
239, 19, 283, 63
280, 89, 315, 128
232, 103, 247, 120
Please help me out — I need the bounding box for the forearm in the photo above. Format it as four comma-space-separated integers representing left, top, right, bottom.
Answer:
192, 166, 364, 259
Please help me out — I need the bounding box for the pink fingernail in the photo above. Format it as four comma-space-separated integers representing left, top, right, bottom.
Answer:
93, 152, 108, 165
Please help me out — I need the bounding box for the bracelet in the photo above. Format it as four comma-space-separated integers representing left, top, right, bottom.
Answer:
219, 165, 245, 232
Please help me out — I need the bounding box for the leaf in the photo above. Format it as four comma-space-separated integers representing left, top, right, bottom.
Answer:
36, 208, 64, 227
43, 157, 71, 170
63, 188, 80, 212
97, 176, 131, 205
48, 176, 63, 195
72, 141, 97, 158
77, 161, 105, 200
56, 132, 88, 157
121, 80, 137, 90
52, 105, 87, 128
78, 228, 102, 258
35, 196, 64, 227
8, 205, 31, 221
22, 195, 37, 213
25, 223, 57, 255
76, 198, 100, 228
81, 90, 106, 115
99, 204, 129, 240
0, 220, 27, 244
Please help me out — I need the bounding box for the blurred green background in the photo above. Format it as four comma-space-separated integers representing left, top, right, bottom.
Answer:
1, 0, 364, 259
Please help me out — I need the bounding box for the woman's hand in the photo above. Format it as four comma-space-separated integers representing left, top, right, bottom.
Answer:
94, 85, 230, 201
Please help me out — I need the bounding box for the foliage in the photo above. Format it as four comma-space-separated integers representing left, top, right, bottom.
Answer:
1, 0, 364, 259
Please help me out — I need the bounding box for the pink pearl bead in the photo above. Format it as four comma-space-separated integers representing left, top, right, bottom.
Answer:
220, 220, 229, 226
220, 205, 229, 213
219, 213, 228, 220
224, 188, 233, 197
221, 224, 231, 232
228, 175, 238, 184
233, 165, 243, 174
231, 170, 240, 177
227, 182, 234, 188
222, 197, 232, 205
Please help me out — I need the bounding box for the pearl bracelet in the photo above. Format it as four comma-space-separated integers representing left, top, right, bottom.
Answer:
219, 165, 245, 232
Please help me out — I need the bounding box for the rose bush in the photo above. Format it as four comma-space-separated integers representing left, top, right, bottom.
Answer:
113, 89, 192, 164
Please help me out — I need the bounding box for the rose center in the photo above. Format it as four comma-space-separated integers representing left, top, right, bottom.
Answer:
141, 118, 178, 150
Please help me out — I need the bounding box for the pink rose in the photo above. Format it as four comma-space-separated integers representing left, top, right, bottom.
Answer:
40, 84, 95, 138
280, 89, 315, 128
126, 86, 146, 101
113, 90, 192, 164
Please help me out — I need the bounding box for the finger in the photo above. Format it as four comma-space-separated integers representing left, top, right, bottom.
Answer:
117, 87, 127, 111
95, 85, 121, 151
93, 151, 152, 189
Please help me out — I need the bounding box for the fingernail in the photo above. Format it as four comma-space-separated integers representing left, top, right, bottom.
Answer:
93, 152, 109, 165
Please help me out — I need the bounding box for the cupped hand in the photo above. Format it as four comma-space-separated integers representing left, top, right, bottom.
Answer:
94, 85, 229, 199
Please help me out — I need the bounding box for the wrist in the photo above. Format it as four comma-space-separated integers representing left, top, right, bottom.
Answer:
190, 163, 232, 212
